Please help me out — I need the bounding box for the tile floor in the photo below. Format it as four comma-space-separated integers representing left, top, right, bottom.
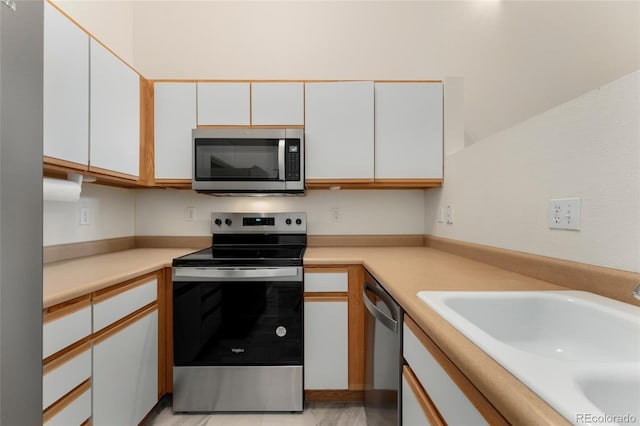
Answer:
145, 398, 367, 426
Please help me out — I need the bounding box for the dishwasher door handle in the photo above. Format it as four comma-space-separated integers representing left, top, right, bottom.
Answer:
363, 283, 398, 333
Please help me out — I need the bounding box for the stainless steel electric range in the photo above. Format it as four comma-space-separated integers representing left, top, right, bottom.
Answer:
171, 212, 306, 413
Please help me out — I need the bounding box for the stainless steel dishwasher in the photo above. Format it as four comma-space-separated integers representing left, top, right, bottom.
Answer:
363, 271, 404, 426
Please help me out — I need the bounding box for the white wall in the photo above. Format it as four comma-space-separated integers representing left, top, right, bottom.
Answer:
43, 183, 135, 246
50, 0, 135, 68
425, 71, 640, 273
134, 189, 425, 236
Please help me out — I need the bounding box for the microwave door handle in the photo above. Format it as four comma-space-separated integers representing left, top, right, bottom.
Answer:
278, 139, 286, 181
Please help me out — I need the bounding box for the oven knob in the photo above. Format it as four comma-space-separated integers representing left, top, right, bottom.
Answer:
225, 218, 232, 226
296, 218, 302, 225
285, 218, 292, 225
214, 218, 222, 226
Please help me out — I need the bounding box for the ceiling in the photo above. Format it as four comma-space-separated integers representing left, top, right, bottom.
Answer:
54, 0, 640, 144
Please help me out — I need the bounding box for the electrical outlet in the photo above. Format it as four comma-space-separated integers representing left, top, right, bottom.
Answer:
437, 206, 445, 223
446, 205, 455, 224
330, 208, 341, 223
80, 207, 90, 225
548, 198, 581, 230
186, 207, 196, 222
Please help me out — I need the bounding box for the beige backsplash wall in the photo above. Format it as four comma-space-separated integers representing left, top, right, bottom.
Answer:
133, 189, 426, 237
43, 188, 426, 247
425, 71, 640, 273
43, 183, 135, 246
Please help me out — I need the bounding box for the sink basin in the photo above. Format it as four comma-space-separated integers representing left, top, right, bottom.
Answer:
437, 292, 640, 362
576, 373, 640, 422
417, 290, 640, 424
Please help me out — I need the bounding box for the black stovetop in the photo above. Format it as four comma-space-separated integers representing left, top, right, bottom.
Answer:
172, 245, 306, 267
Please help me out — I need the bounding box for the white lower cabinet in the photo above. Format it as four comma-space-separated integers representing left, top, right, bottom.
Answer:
402, 373, 430, 426
304, 300, 349, 389
93, 308, 158, 426
43, 272, 162, 426
403, 317, 489, 426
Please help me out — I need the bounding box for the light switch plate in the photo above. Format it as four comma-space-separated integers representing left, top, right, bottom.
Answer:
548, 198, 581, 230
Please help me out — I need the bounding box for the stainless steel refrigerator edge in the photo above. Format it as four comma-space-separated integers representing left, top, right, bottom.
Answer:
0, 0, 44, 423
363, 271, 403, 426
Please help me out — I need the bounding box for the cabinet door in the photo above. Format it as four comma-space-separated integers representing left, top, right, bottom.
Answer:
154, 82, 197, 179
251, 82, 304, 126
93, 308, 158, 426
375, 82, 443, 179
43, 2, 89, 168
305, 81, 374, 180
90, 39, 140, 178
304, 299, 349, 389
197, 82, 250, 125
402, 366, 445, 426
403, 320, 487, 425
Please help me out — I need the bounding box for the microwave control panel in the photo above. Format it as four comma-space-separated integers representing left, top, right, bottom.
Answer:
285, 140, 301, 181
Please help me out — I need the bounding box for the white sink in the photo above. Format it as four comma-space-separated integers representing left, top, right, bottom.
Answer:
417, 291, 640, 425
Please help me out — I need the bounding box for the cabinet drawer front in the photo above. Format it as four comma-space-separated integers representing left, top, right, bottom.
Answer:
402, 374, 430, 426
93, 278, 157, 332
403, 322, 487, 425
43, 305, 91, 359
43, 345, 91, 410
43, 385, 91, 426
304, 272, 348, 292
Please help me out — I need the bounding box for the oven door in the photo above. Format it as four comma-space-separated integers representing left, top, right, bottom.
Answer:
172, 266, 303, 367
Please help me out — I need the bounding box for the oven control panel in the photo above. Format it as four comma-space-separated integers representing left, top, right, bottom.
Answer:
211, 212, 306, 234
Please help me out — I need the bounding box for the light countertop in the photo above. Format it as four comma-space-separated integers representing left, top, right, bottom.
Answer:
43, 248, 194, 309
304, 246, 571, 425
45, 245, 572, 424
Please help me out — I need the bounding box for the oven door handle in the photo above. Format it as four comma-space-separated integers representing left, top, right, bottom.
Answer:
174, 267, 299, 279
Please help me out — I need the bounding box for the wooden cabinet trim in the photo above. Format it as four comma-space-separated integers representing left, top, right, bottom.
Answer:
87, 165, 138, 182
306, 179, 442, 190
140, 77, 155, 186
43, 156, 88, 172
304, 293, 348, 302
157, 268, 168, 399
163, 267, 174, 394
347, 265, 365, 391
304, 266, 349, 273
405, 316, 509, 425
43, 340, 91, 375
304, 390, 364, 402
403, 365, 446, 426
92, 271, 160, 304
93, 302, 157, 345
42, 378, 91, 424
43, 296, 91, 324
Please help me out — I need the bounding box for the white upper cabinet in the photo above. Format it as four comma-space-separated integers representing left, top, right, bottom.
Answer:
374, 82, 443, 179
305, 81, 375, 180
43, 2, 89, 167
90, 39, 140, 177
251, 82, 304, 126
154, 82, 197, 179
197, 82, 250, 125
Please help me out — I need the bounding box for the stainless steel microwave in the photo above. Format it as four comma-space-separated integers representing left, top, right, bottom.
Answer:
192, 128, 304, 195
